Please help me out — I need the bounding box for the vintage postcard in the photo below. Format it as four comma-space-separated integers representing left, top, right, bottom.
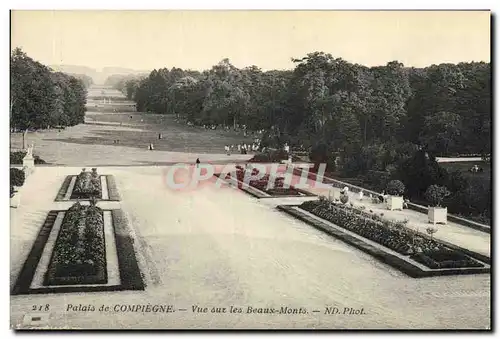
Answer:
9, 10, 491, 330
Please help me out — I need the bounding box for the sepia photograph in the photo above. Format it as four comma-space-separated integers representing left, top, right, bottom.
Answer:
9, 9, 491, 330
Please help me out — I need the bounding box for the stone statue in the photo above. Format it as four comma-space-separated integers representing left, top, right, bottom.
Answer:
26, 143, 34, 157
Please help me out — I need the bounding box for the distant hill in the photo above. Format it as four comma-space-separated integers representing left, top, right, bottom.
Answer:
50, 64, 97, 75
102, 67, 150, 74
49, 64, 150, 85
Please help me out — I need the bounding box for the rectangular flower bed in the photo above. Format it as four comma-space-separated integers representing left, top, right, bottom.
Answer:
11, 208, 145, 295
44, 202, 107, 286
71, 168, 102, 199
55, 173, 120, 201
278, 199, 489, 278
411, 250, 484, 269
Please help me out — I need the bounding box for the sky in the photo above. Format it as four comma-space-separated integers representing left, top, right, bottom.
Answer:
11, 10, 491, 71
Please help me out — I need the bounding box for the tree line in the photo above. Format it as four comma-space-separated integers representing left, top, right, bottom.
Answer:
10, 48, 88, 131
110, 53, 490, 159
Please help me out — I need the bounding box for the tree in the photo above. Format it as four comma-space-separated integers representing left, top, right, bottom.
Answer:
11, 48, 55, 130
420, 111, 462, 155
424, 185, 451, 207
386, 180, 405, 196
397, 150, 448, 199
11, 48, 87, 131
369, 61, 411, 142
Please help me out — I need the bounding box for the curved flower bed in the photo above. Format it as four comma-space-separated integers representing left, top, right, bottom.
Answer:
44, 201, 107, 285
71, 168, 102, 199
299, 200, 483, 269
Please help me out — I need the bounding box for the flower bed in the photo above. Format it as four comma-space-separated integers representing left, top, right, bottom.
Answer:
411, 250, 483, 269
44, 201, 107, 285
71, 168, 102, 199
12, 208, 144, 295
229, 166, 313, 197
56, 174, 120, 201
299, 199, 484, 270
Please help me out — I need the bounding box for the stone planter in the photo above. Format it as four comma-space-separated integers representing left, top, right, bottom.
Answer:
328, 189, 341, 201
386, 195, 403, 211
428, 207, 447, 225
10, 191, 21, 208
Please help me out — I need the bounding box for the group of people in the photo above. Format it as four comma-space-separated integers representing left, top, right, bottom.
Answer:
337, 187, 409, 209
469, 164, 484, 173
225, 142, 261, 155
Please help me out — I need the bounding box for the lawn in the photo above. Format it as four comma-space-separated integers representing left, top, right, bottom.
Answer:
440, 161, 491, 181
9, 112, 256, 165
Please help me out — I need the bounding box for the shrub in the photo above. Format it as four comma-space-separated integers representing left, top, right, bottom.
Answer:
397, 150, 448, 198
34, 156, 46, 164
426, 227, 438, 239
10, 168, 25, 187
386, 180, 405, 196
365, 170, 391, 191
447, 174, 490, 223
10, 185, 14, 197
425, 185, 451, 207
10, 151, 46, 165
340, 194, 349, 204
309, 143, 336, 172
10, 152, 25, 164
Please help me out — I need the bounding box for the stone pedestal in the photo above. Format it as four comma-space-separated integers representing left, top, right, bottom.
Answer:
23, 155, 35, 176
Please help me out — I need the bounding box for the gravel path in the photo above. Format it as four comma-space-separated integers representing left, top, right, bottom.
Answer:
10, 167, 490, 329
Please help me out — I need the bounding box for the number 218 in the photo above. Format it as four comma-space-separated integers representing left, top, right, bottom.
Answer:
32, 304, 50, 311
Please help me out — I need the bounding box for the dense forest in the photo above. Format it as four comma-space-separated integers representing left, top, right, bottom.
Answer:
109, 52, 491, 222
112, 53, 491, 158
10, 48, 88, 130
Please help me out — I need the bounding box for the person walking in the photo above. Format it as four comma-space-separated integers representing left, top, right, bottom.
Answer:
284, 143, 290, 154
196, 158, 200, 168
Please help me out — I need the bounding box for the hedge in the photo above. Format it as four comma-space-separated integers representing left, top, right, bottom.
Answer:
10, 168, 25, 187
10, 151, 46, 165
